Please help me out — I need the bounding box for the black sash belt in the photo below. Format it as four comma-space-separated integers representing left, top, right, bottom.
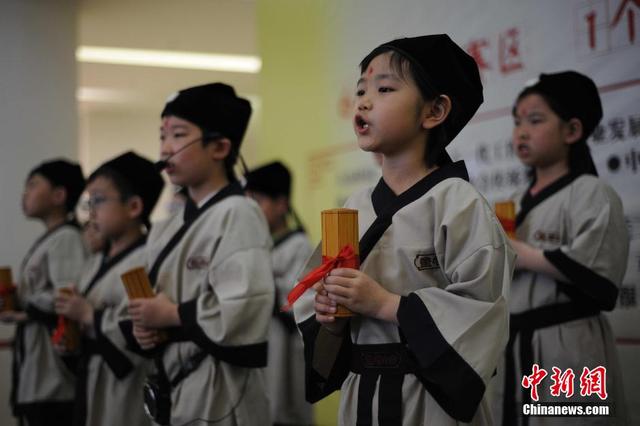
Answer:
350, 344, 418, 426
502, 302, 600, 426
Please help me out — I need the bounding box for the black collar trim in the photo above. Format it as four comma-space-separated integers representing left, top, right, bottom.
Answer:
148, 181, 244, 286
82, 236, 147, 297
515, 173, 580, 228
371, 161, 469, 217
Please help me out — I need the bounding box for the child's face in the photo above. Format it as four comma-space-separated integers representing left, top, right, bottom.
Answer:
86, 176, 134, 240
82, 220, 106, 254
246, 190, 288, 231
160, 115, 217, 187
512, 94, 572, 169
353, 52, 429, 156
22, 174, 59, 218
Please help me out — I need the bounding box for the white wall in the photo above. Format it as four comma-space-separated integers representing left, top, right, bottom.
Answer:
0, 1, 78, 424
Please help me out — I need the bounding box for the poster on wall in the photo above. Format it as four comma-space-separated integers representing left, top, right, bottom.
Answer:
306, 0, 640, 420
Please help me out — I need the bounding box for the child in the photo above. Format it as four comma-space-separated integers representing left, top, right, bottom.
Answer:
81, 220, 106, 255
245, 161, 314, 426
292, 34, 515, 425
125, 83, 275, 425
3, 159, 87, 426
54, 151, 164, 426
498, 71, 629, 426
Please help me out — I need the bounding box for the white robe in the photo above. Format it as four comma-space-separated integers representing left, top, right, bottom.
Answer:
267, 230, 314, 425
77, 237, 151, 426
14, 223, 87, 410
293, 161, 515, 426
122, 183, 275, 426
492, 173, 629, 426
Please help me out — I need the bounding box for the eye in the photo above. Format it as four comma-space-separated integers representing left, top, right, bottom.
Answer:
378, 86, 394, 93
355, 88, 365, 97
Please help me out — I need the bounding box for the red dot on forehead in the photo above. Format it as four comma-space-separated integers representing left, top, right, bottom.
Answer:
367, 66, 373, 75
161, 117, 171, 130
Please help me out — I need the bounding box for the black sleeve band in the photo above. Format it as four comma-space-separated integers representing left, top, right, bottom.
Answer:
544, 249, 619, 311
25, 304, 58, 330
397, 294, 485, 422
175, 298, 267, 368
93, 310, 134, 379
298, 315, 351, 403
117, 320, 156, 359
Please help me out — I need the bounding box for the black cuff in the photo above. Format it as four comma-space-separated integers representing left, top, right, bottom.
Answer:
25, 304, 58, 330
117, 320, 156, 358
397, 293, 485, 422
93, 310, 134, 379
298, 315, 351, 403
544, 249, 619, 311
176, 298, 267, 368
275, 311, 298, 334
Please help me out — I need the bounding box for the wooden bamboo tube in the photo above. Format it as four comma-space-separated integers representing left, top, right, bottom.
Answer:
58, 287, 80, 352
321, 208, 359, 318
121, 267, 155, 299
0, 266, 15, 312
120, 267, 166, 341
495, 200, 516, 239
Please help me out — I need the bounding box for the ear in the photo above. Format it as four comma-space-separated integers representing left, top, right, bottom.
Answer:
126, 195, 144, 221
51, 187, 67, 208
275, 195, 290, 216
564, 118, 583, 145
422, 95, 452, 130
206, 137, 232, 161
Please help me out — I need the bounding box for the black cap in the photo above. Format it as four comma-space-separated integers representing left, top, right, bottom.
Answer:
161, 83, 252, 151
90, 151, 165, 225
29, 159, 85, 212
245, 161, 291, 198
518, 71, 602, 175
369, 34, 483, 145
523, 71, 603, 139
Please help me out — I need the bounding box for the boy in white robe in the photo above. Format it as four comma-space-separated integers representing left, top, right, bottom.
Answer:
0, 159, 87, 426
246, 161, 314, 426
54, 151, 164, 426
125, 83, 275, 426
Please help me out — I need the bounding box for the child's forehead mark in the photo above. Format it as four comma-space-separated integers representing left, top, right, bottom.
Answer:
161, 117, 171, 130
367, 66, 374, 76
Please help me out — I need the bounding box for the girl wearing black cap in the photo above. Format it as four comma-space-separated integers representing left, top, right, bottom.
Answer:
125, 83, 274, 425
0, 159, 88, 426
54, 151, 164, 426
496, 71, 629, 426
292, 35, 514, 425
245, 161, 313, 426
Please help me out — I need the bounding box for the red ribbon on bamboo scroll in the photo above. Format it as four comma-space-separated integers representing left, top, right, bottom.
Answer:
281, 244, 358, 312
0, 284, 15, 297
51, 316, 67, 345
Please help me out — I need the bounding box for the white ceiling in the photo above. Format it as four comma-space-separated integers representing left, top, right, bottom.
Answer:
78, 0, 258, 111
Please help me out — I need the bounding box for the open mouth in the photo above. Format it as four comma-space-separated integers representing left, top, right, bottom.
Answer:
354, 115, 370, 133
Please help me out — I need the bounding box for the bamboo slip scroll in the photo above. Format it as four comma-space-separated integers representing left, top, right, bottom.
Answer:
120, 267, 167, 341
121, 267, 155, 299
321, 208, 359, 318
495, 200, 516, 239
0, 267, 16, 312
54, 287, 81, 352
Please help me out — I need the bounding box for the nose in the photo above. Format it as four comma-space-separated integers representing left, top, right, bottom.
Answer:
514, 125, 529, 142
159, 139, 172, 159
356, 95, 372, 111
